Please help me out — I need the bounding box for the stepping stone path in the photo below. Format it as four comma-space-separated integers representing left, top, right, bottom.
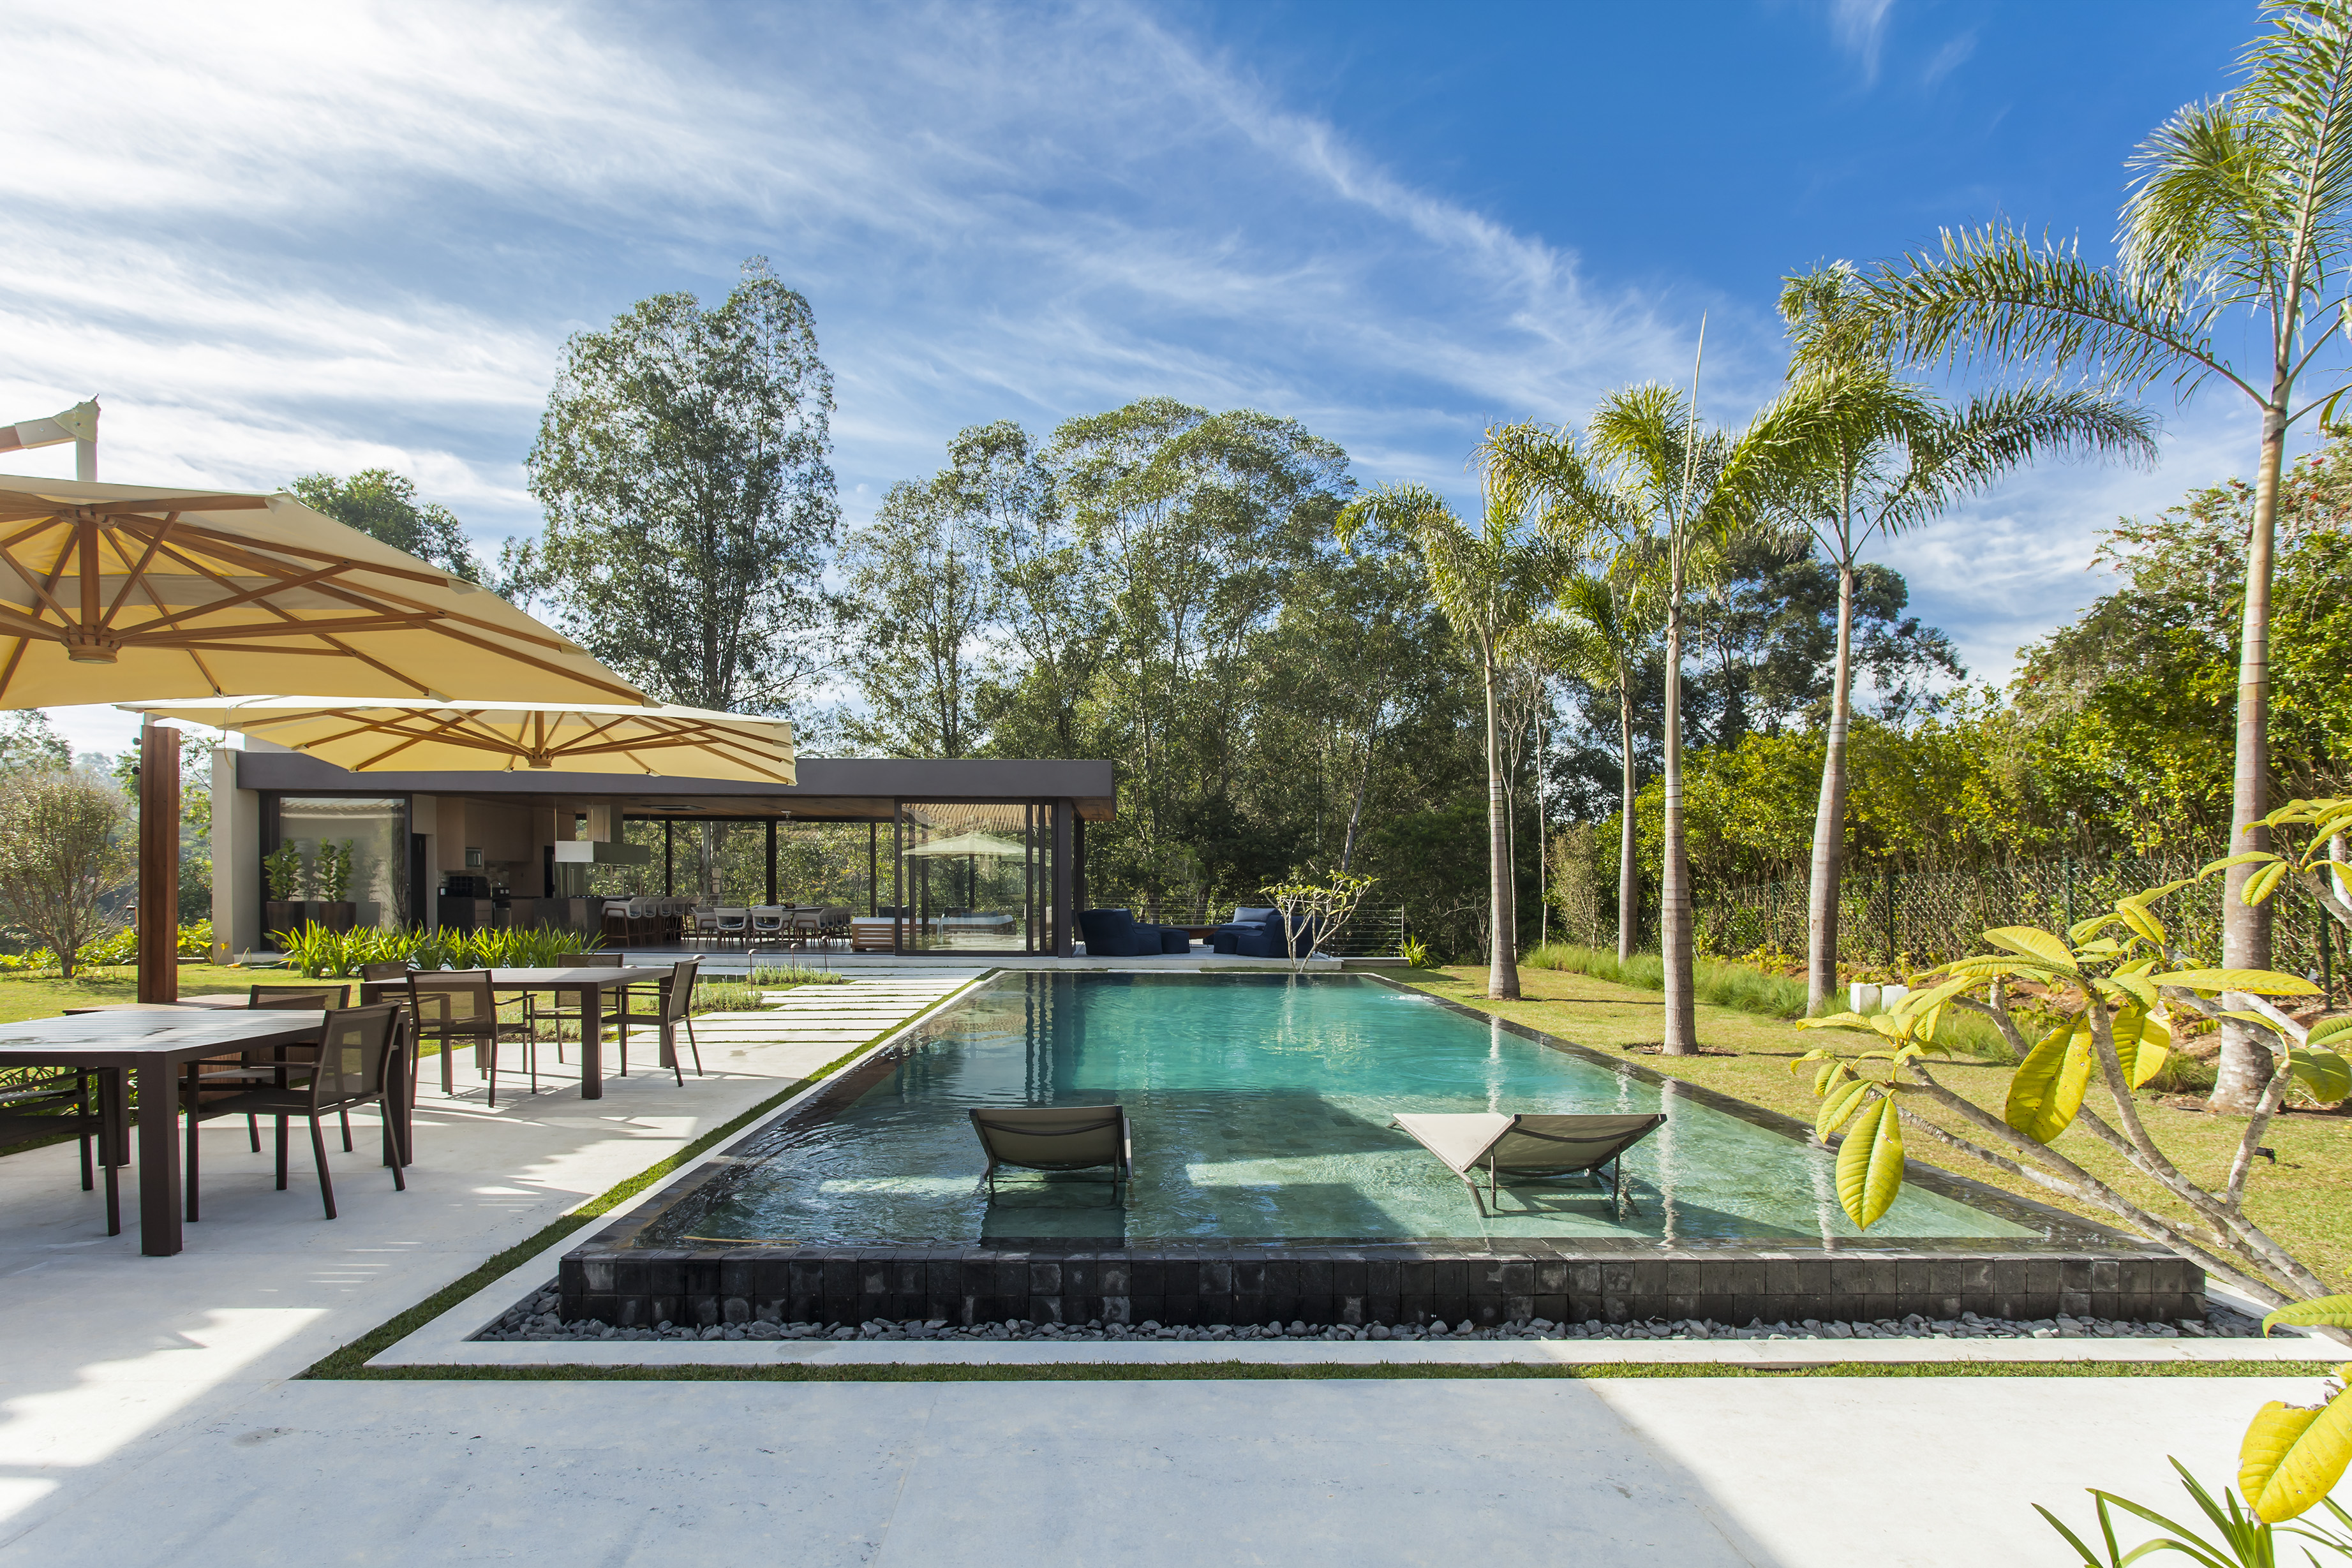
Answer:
680, 970, 979, 1079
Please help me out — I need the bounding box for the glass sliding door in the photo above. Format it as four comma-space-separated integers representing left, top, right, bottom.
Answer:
893, 801, 1055, 954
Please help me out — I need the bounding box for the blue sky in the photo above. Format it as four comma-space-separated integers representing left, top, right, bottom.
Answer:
0, 0, 2279, 753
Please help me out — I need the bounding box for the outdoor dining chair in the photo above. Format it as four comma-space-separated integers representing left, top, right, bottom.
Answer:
409, 968, 539, 1107
611, 958, 702, 1083
0, 1066, 119, 1233
711, 908, 749, 948
750, 906, 786, 942
533, 950, 625, 1063
182, 1003, 406, 1221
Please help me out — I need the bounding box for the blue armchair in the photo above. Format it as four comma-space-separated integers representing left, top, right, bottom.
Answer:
1210, 906, 1314, 959
1077, 907, 1192, 957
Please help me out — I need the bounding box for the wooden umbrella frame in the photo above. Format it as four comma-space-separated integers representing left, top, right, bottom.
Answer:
0, 489, 641, 703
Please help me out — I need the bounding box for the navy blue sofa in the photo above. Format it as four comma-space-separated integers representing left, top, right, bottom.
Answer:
1077, 907, 1192, 956
1210, 906, 1315, 958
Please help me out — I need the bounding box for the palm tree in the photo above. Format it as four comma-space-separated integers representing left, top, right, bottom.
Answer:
1778, 264, 2157, 1017
1854, 0, 2352, 1109
1489, 387, 1791, 1053
1531, 558, 1658, 962
1338, 464, 1558, 999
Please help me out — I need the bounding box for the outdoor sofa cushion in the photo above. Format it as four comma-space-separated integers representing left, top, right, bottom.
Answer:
1212, 906, 1311, 958
1077, 907, 1188, 957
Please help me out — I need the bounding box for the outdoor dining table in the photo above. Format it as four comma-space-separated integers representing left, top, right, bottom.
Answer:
0, 1008, 332, 1256
357, 966, 673, 1101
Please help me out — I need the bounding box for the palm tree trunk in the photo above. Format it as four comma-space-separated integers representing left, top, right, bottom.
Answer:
1616, 679, 1637, 963
1660, 582, 1696, 1053
1805, 558, 1856, 1015
1484, 649, 1519, 999
2212, 408, 2284, 1113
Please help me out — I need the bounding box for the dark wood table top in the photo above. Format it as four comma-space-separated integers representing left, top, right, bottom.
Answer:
0, 1009, 327, 1067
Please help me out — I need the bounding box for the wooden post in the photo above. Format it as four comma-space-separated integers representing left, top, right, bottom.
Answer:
137, 720, 180, 1003
764, 818, 777, 906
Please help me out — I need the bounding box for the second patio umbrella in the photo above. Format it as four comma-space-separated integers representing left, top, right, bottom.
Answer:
123, 697, 796, 783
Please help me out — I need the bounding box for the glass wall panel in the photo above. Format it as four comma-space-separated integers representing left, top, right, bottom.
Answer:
896, 802, 1052, 953
775, 822, 877, 911
274, 797, 410, 928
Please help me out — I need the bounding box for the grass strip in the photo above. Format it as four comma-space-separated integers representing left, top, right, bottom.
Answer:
308, 1357, 2345, 1384
304, 977, 982, 1381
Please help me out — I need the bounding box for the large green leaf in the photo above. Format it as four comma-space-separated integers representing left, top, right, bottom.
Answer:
2147, 968, 2321, 996
2289, 1047, 2352, 1105
2308, 1017, 2352, 1051
1834, 1093, 1905, 1230
1815, 1075, 1872, 1141
2263, 1296, 2352, 1336
2006, 1017, 2093, 1143
2244, 859, 2293, 906
2199, 849, 2276, 879
1984, 926, 2077, 971
2241, 1384, 2352, 1523
2115, 901, 2166, 945
2111, 1007, 2171, 1091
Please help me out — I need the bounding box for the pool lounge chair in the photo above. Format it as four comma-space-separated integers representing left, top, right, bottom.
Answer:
1390, 1111, 1664, 1218
969, 1104, 1133, 1199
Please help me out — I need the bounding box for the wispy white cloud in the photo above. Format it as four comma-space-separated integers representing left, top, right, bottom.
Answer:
1922, 29, 1977, 88
1827, 0, 1896, 84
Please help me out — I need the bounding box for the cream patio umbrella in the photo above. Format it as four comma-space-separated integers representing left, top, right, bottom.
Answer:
0, 475, 643, 704
0, 473, 648, 1005
122, 697, 796, 783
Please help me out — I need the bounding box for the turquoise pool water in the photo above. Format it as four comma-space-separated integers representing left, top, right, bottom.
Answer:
665, 973, 2037, 1245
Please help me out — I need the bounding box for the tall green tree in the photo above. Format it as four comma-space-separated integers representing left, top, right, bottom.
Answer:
1854, 0, 2352, 1109
0, 766, 133, 979
1339, 458, 1558, 1000
514, 257, 838, 714
1776, 263, 2157, 1016
291, 470, 479, 580
1053, 399, 1350, 905
840, 473, 992, 758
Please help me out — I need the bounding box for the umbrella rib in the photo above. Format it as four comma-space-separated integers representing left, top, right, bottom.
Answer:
0, 531, 79, 630
112, 555, 362, 635
0, 540, 77, 702
130, 518, 450, 587
121, 540, 227, 695
99, 514, 179, 630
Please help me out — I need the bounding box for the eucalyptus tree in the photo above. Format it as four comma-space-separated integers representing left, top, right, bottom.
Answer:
1338, 461, 1559, 999
517, 257, 839, 715
839, 473, 992, 758
1853, 0, 2352, 1108
1778, 263, 2157, 1016
294, 470, 480, 581
1051, 399, 1350, 905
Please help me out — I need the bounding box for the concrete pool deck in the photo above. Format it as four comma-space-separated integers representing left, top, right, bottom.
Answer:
0, 970, 2336, 1566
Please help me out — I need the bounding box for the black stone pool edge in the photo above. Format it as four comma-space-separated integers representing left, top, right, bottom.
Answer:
555, 972, 2203, 1331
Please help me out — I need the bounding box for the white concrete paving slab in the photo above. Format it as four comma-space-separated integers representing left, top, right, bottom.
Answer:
0, 972, 991, 1555
0, 1372, 2318, 1566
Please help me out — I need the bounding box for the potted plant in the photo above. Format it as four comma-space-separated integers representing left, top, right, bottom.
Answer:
315, 839, 357, 933
261, 843, 306, 945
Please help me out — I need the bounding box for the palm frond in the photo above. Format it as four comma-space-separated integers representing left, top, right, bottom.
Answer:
1856, 224, 2253, 400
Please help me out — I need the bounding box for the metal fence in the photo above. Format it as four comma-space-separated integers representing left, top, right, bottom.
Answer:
1116, 902, 1408, 958
1699, 851, 2342, 983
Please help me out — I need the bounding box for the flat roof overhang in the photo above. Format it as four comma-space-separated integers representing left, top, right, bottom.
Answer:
232, 752, 1117, 822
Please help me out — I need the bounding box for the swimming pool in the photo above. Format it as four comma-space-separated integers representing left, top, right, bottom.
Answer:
561, 971, 2200, 1330
651, 972, 2035, 1246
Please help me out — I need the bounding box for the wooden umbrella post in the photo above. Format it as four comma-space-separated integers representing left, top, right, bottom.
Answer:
137, 719, 179, 1004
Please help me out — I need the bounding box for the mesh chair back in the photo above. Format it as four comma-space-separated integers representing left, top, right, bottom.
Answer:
409, 969, 497, 1035
571, 950, 623, 968
1487, 1114, 1665, 1174
663, 959, 700, 1025
250, 984, 350, 1009
969, 1106, 1128, 1172
309, 1004, 400, 1111
359, 961, 412, 982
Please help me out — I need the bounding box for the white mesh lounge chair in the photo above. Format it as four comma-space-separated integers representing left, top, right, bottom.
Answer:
1390, 1112, 1664, 1218
969, 1105, 1132, 1199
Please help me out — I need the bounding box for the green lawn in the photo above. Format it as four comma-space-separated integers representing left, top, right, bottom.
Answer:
0, 962, 274, 1024
1403, 965, 2352, 1292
